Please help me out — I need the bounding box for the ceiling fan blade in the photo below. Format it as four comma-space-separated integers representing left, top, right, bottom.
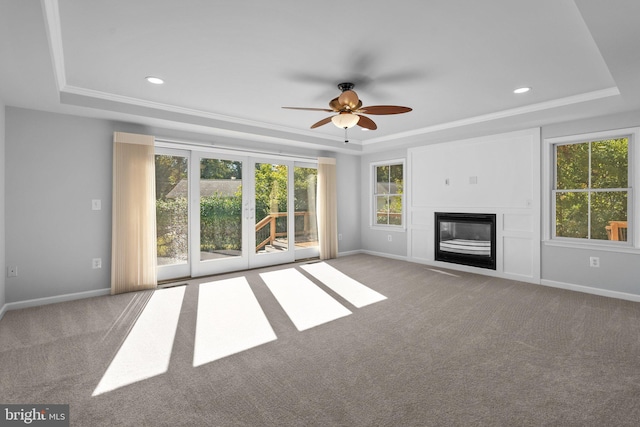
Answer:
356, 115, 377, 130
357, 105, 412, 115
282, 107, 334, 112
310, 116, 334, 129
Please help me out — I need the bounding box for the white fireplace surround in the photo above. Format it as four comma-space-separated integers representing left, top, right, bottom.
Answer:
406, 128, 541, 284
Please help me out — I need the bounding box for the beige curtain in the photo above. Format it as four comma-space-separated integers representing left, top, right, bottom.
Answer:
111, 132, 157, 295
317, 157, 338, 259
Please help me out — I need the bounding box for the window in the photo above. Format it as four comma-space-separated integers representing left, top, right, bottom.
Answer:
552, 133, 631, 243
372, 161, 404, 227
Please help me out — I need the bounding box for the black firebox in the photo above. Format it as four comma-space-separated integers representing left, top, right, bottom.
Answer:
435, 212, 496, 270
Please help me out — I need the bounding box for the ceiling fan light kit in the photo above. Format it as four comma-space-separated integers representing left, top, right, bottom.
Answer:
331, 112, 360, 129
283, 82, 412, 134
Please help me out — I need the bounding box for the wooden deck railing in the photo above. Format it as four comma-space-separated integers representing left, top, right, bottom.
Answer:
606, 220, 628, 241
255, 211, 313, 252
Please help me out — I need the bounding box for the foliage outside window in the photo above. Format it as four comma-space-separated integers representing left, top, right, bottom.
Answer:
554, 137, 629, 242
155, 154, 189, 265
373, 162, 404, 227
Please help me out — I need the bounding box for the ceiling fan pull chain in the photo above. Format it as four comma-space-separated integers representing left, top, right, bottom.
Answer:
344, 127, 349, 144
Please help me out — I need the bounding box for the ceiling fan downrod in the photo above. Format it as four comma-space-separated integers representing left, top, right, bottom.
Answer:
337, 82, 355, 92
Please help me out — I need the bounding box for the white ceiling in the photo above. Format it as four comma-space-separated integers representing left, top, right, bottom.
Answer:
1, 0, 639, 153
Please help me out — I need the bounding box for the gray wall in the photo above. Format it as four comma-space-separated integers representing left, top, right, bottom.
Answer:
540, 109, 640, 296
336, 152, 361, 254
6, 108, 113, 303
4, 107, 360, 304
1, 101, 6, 311
360, 148, 408, 257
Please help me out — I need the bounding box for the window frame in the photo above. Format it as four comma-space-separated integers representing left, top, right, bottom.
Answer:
543, 127, 640, 251
370, 159, 406, 230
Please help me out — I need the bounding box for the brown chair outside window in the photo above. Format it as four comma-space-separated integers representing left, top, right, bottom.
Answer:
605, 221, 628, 241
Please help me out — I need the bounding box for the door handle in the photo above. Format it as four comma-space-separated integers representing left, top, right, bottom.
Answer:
245, 207, 254, 220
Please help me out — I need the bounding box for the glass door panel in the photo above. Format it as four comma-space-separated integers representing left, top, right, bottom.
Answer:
155, 149, 190, 281
199, 158, 243, 261
192, 154, 249, 277
250, 161, 295, 268
294, 165, 319, 259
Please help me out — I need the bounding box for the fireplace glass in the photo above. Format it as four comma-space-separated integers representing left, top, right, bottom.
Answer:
435, 212, 496, 270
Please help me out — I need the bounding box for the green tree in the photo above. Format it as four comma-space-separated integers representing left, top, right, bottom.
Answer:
155, 155, 188, 200
254, 163, 288, 221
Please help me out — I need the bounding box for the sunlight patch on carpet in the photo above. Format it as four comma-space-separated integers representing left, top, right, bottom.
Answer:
193, 277, 277, 367
300, 262, 387, 308
260, 268, 351, 331
92, 286, 185, 396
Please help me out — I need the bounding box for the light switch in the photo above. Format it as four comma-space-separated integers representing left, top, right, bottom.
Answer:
92, 199, 102, 211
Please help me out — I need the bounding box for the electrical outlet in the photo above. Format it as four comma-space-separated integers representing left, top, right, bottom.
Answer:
92, 258, 102, 269
589, 256, 600, 268
7, 266, 18, 277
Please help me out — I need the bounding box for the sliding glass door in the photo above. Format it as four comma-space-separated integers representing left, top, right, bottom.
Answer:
156, 148, 190, 281
293, 164, 319, 259
192, 153, 249, 277
156, 148, 318, 281
249, 160, 295, 268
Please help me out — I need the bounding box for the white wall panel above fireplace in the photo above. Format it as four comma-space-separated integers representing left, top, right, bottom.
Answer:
409, 130, 537, 209
407, 128, 541, 283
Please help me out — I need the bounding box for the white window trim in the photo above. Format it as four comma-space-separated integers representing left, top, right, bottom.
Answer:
370, 158, 406, 230
542, 127, 640, 251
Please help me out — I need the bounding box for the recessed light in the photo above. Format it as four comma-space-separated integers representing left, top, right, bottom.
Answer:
146, 76, 164, 85
514, 87, 531, 94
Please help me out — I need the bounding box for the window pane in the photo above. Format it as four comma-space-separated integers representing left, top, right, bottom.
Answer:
294, 167, 318, 250
155, 155, 189, 266
390, 164, 403, 195
555, 191, 588, 238
556, 143, 588, 190
255, 163, 288, 254
200, 159, 243, 260
388, 195, 402, 225
376, 195, 389, 225
376, 165, 390, 194
591, 191, 628, 241
591, 138, 628, 189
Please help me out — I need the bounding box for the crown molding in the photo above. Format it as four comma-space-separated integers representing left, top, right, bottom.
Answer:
41, 0, 66, 91
362, 87, 621, 146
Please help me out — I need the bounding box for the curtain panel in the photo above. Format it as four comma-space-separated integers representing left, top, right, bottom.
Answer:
111, 132, 157, 295
317, 157, 338, 259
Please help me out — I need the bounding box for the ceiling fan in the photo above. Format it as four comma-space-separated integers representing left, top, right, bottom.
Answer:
282, 82, 412, 132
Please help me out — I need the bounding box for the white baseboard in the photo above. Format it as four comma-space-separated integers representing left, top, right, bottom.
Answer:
359, 250, 408, 262
337, 249, 364, 257
2, 288, 111, 314
540, 279, 640, 303
0, 303, 8, 321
